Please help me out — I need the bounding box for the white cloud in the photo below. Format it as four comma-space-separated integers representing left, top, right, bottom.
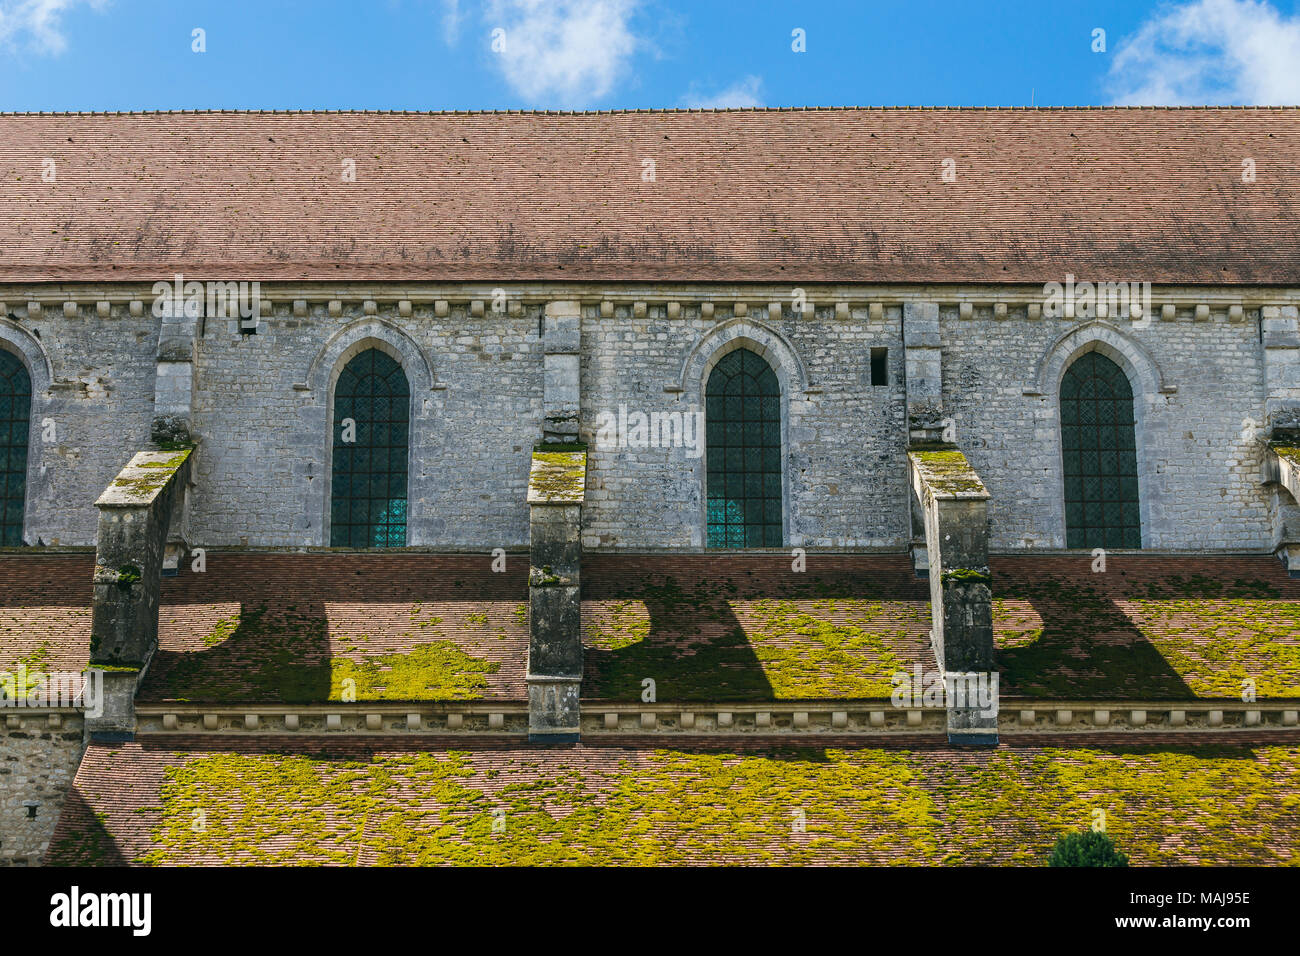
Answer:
681, 75, 763, 109
0, 0, 104, 55
1109, 0, 1300, 105
440, 0, 463, 46
486, 0, 641, 106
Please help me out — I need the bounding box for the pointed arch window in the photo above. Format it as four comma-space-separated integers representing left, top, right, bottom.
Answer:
1061, 351, 1140, 549
331, 348, 409, 547
706, 347, 782, 548
0, 350, 29, 546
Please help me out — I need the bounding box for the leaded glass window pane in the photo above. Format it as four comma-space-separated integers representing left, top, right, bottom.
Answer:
1061, 351, 1140, 549
331, 349, 409, 547
706, 348, 782, 548
0, 351, 29, 547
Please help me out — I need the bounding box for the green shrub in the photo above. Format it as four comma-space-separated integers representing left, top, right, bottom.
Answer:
1048, 830, 1129, 867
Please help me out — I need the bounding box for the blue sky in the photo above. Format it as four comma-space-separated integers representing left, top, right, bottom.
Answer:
1, 0, 1298, 111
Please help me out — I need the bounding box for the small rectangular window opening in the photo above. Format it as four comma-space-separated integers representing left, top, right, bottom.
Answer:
870, 348, 889, 386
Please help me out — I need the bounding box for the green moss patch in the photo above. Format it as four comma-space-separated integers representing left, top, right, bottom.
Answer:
528, 450, 586, 502
908, 445, 988, 497
19, 641, 50, 667
113, 742, 1300, 866
104, 447, 193, 503
331, 642, 499, 700
533, 442, 588, 454
115, 565, 141, 590
2, 642, 52, 696
1268, 429, 1300, 466
994, 572, 1300, 698
148, 604, 499, 703
942, 568, 992, 586
583, 574, 927, 700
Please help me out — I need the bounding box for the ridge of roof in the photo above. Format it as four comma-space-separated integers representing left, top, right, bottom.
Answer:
2, 105, 1300, 116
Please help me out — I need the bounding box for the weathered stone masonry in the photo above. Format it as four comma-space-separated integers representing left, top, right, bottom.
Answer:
943, 303, 1284, 551
0, 713, 84, 866
526, 447, 586, 741
86, 447, 193, 739
908, 445, 995, 744
1, 287, 1298, 558
4, 283, 1300, 852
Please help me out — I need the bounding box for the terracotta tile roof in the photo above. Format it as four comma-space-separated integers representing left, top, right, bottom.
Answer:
583, 552, 1300, 700
0, 552, 530, 700
2, 108, 1299, 285
991, 554, 1300, 698
0, 553, 93, 674
45, 732, 1300, 866
0, 551, 1296, 702
142, 552, 530, 703
581, 553, 932, 699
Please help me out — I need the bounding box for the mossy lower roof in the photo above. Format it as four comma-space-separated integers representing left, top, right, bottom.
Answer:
141, 553, 529, 704
584, 553, 1300, 701
991, 554, 1300, 699
1, 552, 1297, 703
45, 733, 1300, 866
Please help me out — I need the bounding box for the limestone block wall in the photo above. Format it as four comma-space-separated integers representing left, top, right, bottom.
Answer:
578, 302, 908, 550
1, 303, 157, 547
4, 286, 1295, 555
189, 302, 544, 548
939, 305, 1275, 551
0, 714, 85, 866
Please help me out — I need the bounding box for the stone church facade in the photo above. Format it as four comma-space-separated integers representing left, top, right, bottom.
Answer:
3, 107, 1300, 864
0, 109, 1295, 563
3, 287, 1296, 555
